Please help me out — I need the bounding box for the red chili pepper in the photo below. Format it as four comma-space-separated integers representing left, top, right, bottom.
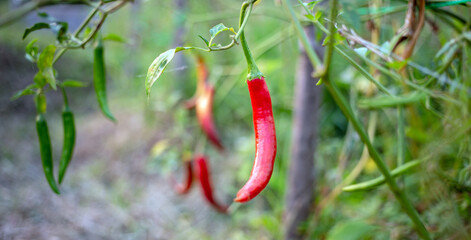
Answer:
194, 154, 228, 213
234, 77, 277, 203
196, 85, 224, 151
184, 56, 224, 151
173, 160, 193, 195
233, 2, 277, 203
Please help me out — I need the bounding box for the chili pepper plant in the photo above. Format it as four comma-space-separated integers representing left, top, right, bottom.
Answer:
1, 0, 471, 239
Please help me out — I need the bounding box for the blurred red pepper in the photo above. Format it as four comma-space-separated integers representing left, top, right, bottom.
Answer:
172, 160, 193, 195
194, 154, 228, 213
184, 56, 224, 151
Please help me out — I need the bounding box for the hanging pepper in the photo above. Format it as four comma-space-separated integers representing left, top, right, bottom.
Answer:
184, 56, 224, 151
234, 1, 277, 203
195, 155, 228, 213
173, 159, 194, 194
93, 37, 116, 122
58, 87, 76, 184
35, 94, 61, 194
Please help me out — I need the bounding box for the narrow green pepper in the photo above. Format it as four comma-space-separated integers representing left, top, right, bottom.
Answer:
93, 39, 116, 122
36, 113, 61, 194
58, 105, 76, 184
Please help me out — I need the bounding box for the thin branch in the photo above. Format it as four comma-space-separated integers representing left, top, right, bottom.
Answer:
0, 0, 89, 28
402, 0, 426, 59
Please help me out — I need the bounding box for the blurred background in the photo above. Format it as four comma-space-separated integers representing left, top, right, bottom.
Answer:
1, 0, 471, 239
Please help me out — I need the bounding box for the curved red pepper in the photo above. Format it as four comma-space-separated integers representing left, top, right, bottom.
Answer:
173, 160, 193, 195
234, 77, 277, 203
195, 155, 228, 213
196, 85, 224, 151
184, 56, 224, 151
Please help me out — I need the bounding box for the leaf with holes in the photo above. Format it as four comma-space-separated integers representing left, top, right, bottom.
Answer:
146, 48, 176, 97
209, 23, 235, 46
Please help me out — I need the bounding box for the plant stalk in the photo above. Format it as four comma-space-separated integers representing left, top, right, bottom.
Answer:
284, 0, 431, 238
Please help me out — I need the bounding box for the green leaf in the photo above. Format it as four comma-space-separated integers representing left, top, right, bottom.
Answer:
23, 22, 50, 39
37, 12, 56, 21
43, 68, 56, 90
23, 21, 68, 43
198, 35, 210, 47
61, 80, 87, 88
49, 21, 69, 43
146, 48, 177, 97
38, 45, 56, 70
25, 39, 39, 63
343, 159, 423, 192
435, 38, 459, 60
314, 11, 322, 21
386, 59, 408, 70
11, 83, 38, 101
358, 92, 426, 109
426, 0, 471, 8
37, 45, 57, 89
307, 0, 319, 10
34, 71, 47, 87
327, 221, 376, 240
209, 23, 235, 44
304, 14, 315, 21
322, 32, 343, 47
103, 33, 126, 43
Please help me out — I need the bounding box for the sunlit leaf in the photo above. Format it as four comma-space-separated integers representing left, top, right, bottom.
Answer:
33, 71, 46, 87
146, 48, 177, 97
61, 80, 87, 88
37, 45, 57, 89
198, 35, 210, 47
103, 33, 126, 43
209, 23, 235, 44
11, 83, 38, 101
25, 39, 39, 63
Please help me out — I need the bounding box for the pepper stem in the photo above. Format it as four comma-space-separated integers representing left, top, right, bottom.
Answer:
239, 1, 263, 80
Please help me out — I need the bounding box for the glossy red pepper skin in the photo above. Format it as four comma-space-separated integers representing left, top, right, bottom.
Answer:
195, 155, 228, 213
196, 85, 224, 151
173, 160, 193, 195
234, 77, 277, 203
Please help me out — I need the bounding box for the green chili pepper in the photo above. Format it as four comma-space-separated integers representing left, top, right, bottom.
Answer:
58, 98, 76, 184
58, 87, 76, 184
36, 112, 61, 194
93, 39, 116, 122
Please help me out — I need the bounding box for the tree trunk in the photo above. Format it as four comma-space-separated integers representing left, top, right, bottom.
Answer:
284, 24, 323, 240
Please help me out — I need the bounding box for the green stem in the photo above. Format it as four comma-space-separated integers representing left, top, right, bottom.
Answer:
335, 47, 393, 96
323, 0, 338, 74
397, 107, 405, 167
52, 0, 119, 64
239, 1, 263, 80
285, 0, 323, 70
0, 0, 89, 27
343, 159, 424, 192
59, 86, 69, 109
184, 1, 257, 53
286, 0, 431, 239
323, 80, 430, 239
